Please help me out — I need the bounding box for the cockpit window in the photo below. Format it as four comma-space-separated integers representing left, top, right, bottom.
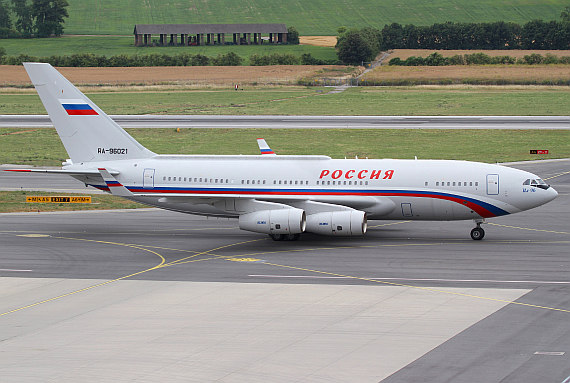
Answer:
524, 178, 550, 190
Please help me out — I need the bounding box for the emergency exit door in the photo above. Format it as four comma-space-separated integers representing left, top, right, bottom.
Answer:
486, 174, 499, 195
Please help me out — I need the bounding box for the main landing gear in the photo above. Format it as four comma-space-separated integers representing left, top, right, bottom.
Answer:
470, 219, 485, 240
269, 233, 301, 241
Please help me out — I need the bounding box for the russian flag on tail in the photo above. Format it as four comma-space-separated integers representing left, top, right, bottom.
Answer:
59, 99, 98, 115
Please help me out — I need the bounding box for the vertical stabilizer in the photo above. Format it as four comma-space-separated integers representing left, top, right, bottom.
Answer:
256, 138, 276, 155
23, 63, 155, 163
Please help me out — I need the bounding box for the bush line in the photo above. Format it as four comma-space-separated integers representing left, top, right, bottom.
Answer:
389, 52, 570, 66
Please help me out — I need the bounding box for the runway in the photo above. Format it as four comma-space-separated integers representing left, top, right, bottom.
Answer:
1, 159, 569, 382
1, 114, 569, 129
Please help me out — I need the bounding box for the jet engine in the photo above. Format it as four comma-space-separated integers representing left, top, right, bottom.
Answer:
305, 210, 367, 236
239, 208, 306, 235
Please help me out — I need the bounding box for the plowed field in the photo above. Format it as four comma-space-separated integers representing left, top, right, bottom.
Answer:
0, 65, 340, 86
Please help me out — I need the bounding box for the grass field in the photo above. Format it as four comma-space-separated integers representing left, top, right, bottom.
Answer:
0, 36, 337, 63
1, 86, 568, 116
0, 190, 144, 213
1, 128, 568, 167
59, 0, 566, 35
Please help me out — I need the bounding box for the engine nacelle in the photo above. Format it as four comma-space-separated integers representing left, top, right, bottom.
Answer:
239, 208, 306, 235
305, 210, 367, 236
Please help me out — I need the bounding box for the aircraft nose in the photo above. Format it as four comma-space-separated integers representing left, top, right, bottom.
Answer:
547, 186, 559, 202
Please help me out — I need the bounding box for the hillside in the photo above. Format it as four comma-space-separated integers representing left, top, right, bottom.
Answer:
64, 0, 566, 35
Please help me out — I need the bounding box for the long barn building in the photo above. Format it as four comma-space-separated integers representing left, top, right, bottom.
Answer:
134, 24, 288, 46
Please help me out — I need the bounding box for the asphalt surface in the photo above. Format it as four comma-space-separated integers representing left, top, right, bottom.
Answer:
1, 159, 569, 382
1, 115, 569, 129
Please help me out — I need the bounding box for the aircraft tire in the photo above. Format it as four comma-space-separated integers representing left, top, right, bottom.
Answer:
470, 227, 485, 240
286, 233, 301, 241
269, 234, 285, 241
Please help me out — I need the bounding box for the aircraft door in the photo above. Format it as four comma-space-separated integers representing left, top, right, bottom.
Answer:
486, 174, 499, 195
401, 203, 413, 217
143, 168, 155, 189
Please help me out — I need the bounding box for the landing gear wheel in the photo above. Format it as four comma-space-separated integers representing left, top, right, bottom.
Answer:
470, 227, 485, 240
269, 234, 285, 241
285, 233, 301, 241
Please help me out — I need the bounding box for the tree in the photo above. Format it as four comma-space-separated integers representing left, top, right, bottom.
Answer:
380, 23, 403, 49
11, 0, 34, 36
0, 0, 12, 29
32, 0, 69, 37
336, 29, 374, 65
287, 26, 299, 44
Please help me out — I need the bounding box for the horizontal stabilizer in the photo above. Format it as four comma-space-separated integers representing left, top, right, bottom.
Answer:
98, 168, 134, 197
4, 168, 119, 175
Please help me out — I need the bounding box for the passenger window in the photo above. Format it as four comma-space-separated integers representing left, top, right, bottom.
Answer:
470, 182, 472, 186
163, 176, 166, 181
475, 182, 478, 186
436, 182, 439, 186
241, 180, 244, 184
327, 181, 331, 185
168, 177, 171, 181
447, 182, 450, 186
425, 182, 428, 186
365, 181, 368, 185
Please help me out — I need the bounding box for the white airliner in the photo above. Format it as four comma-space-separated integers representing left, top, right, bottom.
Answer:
5, 63, 558, 241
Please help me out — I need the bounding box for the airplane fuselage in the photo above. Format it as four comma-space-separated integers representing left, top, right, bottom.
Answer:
73, 155, 557, 221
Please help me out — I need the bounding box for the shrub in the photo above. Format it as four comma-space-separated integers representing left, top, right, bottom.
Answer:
249, 53, 299, 65
446, 55, 465, 65
190, 54, 210, 66
522, 53, 544, 64
212, 51, 243, 66
464, 53, 492, 65
388, 57, 402, 66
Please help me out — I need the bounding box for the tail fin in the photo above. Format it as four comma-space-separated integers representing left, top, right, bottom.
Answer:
23, 63, 155, 163
256, 138, 276, 155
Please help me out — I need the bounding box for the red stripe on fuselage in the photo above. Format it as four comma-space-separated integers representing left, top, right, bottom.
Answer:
66, 109, 98, 116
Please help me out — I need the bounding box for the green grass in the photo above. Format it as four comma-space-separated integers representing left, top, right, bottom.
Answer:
1, 87, 568, 116
0, 190, 144, 213
60, 0, 566, 35
1, 128, 568, 167
0, 36, 337, 63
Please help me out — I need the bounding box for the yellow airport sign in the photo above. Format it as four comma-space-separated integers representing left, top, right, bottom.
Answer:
26, 196, 92, 204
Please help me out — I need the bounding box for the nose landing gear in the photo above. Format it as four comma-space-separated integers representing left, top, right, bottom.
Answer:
470, 219, 485, 240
